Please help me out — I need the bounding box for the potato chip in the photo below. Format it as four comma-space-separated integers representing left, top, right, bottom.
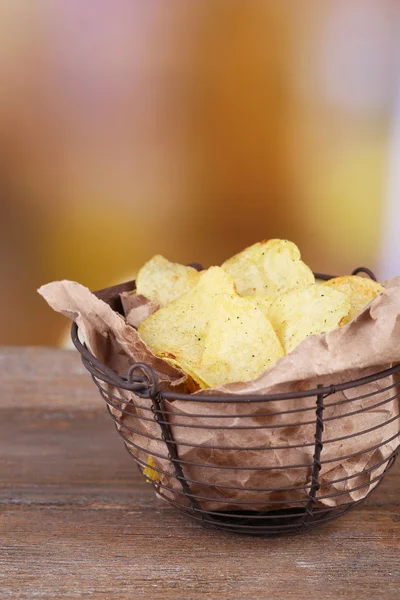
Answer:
136, 254, 200, 306
138, 267, 284, 388
244, 295, 276, 317
143, 455, 159, 483
267, 285, 350, 354
199, 298, 285, 387
221, 239, 314, 297
164, 356, 209, 389
324, 275, 384, 324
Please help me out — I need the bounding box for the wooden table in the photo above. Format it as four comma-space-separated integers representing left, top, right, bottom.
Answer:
1, 348, 399, 599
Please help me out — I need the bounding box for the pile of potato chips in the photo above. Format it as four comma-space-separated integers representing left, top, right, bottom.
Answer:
134, 239, 384, 389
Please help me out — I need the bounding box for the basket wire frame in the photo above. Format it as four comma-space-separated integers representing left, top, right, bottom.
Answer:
71, 267, 400, 535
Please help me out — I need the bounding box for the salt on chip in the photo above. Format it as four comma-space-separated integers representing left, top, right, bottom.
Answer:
199, 298, 285, 387
139, 267, 234, 369
138, 266, 284, 388
136, 254, 200, 306
324, 275, 384, 324
244, 295, 275, 317
221, 239, 314, 297
267, 285, 350, 354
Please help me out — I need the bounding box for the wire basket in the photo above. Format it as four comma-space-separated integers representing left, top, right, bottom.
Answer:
71, 267, 400, 536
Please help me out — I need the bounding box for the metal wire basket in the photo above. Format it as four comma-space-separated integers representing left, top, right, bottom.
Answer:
71, 267, 400, 536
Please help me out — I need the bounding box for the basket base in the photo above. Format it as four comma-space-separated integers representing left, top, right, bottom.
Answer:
185, 502, 364, 536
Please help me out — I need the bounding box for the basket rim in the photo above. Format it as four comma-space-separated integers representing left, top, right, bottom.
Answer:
71, 268, 400, 402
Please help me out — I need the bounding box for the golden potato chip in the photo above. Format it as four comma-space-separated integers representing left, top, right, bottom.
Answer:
199, 298, 285, 387
164, 356, 209, 389
221, 239, 314, 297
143, 455, 160, 483
139, 267, 284, 388
136, 254, 200, 306
267, 285, 350, 354
139, 267, 234, 367
324, 275, 384, 324
244, 295, 275, 317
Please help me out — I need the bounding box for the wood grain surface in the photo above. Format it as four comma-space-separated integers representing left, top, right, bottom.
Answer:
0, 348, 399, 599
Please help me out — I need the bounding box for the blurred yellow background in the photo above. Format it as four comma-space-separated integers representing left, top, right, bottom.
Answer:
1, 0, 399, 346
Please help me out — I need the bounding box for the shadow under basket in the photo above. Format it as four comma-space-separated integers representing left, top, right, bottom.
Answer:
71, 268, 400, 536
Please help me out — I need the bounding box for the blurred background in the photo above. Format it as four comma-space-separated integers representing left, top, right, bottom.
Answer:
1, 0, 400, 347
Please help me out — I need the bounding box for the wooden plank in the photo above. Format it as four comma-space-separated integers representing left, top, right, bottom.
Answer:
0, 348, 399, 599
0, 347, 101, 410
1, 505, 399, 600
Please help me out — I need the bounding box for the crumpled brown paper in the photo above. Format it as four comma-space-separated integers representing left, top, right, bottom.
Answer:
38, 278, 400, 513
120, 292, 159, 328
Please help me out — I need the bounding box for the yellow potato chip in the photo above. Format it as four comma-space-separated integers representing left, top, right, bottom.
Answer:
324, 276, 384, 324
222, 239, 315, 297
139, 267, 284, 388
136, 255, 200, 306
244, 295, 276, 317
143, 455, 160, 483
267, 285, 350, 354
199, 298, 284, 387
164, 356, 209, 389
